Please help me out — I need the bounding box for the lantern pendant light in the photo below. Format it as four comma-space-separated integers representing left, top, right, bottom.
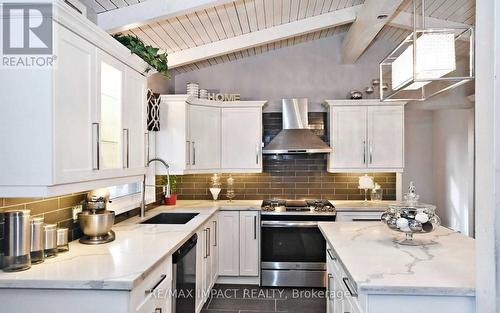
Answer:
379, 0, 474, 102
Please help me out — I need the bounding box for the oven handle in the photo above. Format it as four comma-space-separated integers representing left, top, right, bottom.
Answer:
261, 221, 318, 228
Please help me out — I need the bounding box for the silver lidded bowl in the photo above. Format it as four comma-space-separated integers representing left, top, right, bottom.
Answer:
381, 182, 440, 245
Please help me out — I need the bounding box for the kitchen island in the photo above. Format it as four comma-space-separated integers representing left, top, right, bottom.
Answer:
319, 222, 475, 313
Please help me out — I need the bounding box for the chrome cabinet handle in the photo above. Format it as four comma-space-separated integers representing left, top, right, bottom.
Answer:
342, 277, 358, 297
145, 274, 167, 294
369, 141, 373, 164
154, 309, 162, 313
255, 143, 259, 165
123, 128, 129, 168
192, 141, 196, 165
207, 227, 211, 257
213, 220, 217, 247
203, 229, 207, 258
186, 141, 190, 165
144, 132, 149, 166
327, 248, 336, 261
327, 274, 333, 294
362, 140, 366, 164
254, 215, 257, 240
92, 123, 100, 170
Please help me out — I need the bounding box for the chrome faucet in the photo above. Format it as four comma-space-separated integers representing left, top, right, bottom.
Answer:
141, 158, 170, 218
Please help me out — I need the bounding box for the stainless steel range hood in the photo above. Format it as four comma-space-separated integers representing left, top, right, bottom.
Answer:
262, 99, 332, 154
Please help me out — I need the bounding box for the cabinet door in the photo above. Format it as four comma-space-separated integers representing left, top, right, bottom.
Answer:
218, 211, 240, 276
239, 211, 259, 276
53, 25, 97, 184
211, 217, 219, 286
97, 50, 124, 171
123, 68, 147, 171
221, 107, 262, 171
329, 107, 367, 170
367, 106, 404, 169
189, 105, 221, 171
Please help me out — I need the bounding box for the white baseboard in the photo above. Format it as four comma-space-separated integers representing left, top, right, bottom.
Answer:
216, 276, 260, 285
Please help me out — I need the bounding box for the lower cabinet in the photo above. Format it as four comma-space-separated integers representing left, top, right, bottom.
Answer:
218, 211, 260, 277
326, 245, 362, 313
196, 215, 219, 312
131, 256, 173, 313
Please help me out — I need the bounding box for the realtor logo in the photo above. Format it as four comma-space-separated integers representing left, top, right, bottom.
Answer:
2, 3, 53, 55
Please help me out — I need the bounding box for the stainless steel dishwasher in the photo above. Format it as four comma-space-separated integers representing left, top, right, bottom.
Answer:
172, 234, 197, 313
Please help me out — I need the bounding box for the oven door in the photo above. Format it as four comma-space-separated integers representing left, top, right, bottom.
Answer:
260, 216, 334, 287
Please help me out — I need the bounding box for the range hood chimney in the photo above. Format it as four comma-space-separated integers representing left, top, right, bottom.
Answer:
262, 99, 332, 154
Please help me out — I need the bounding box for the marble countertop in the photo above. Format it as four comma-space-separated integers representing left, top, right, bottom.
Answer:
0, 200, 397, 291
318, 222, 475, 296
0, 205, 221, 291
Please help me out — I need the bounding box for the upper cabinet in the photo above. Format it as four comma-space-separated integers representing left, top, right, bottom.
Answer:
221, 108, 262, 171
0, 3, 149, 197
324, 100, 406, 173
155, 95, 266, 175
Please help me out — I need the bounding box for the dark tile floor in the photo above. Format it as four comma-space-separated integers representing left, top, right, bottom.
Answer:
201, 284, 327, 313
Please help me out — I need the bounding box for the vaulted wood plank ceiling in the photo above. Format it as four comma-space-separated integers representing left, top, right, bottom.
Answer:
83, 0, 475, 73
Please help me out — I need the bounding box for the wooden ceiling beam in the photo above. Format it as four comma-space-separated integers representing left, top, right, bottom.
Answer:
167, 5, 363, 68
341, 0, 405, 64
97, 0, 233, 33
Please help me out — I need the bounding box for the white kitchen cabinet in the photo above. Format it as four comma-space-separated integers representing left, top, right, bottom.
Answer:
367, 106, 404, 169
0, 3, 149, 197
189, 105, 221, 171
130, 255, 172, 313
324, 100, 406, 173
53, 24, 96, 185
123, 68, 147, 171
221, 107, 263, 171
335, 211, 384, 222
329, 106, 367, 170
217, 211, 240, 276
239, 211, 260, 276
196, 217, 218, 312
155, 96, 266, 175
97, 50, 125, 171
217, 211, 260, 278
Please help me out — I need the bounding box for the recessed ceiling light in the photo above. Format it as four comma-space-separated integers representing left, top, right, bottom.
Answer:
377, 14, 389, 19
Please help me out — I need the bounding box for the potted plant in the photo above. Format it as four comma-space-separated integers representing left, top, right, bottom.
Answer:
162, 175, 177, 205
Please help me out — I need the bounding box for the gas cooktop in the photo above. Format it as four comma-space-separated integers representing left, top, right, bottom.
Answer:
261, 199, 335, 214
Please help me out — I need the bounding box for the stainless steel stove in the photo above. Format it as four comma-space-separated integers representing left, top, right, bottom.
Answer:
261, 199, 335, 213
260, 199, 336, 288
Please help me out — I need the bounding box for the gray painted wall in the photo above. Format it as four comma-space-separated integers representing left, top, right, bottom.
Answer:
168, 32, 475, 235
172, 33, 397, 112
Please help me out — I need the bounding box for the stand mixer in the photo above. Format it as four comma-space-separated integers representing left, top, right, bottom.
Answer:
78, 189, 116, 245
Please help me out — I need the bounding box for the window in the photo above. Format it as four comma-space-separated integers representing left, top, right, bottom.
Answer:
108, 182, 141, 200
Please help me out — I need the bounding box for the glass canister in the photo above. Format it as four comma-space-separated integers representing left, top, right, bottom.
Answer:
371, 183, 383, 201
381, 182, 441, 245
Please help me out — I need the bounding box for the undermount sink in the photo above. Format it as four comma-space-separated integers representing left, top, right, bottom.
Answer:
140, 212, 199, 225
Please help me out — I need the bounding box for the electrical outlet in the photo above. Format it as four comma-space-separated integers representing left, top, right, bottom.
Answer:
72, 205, 83, 221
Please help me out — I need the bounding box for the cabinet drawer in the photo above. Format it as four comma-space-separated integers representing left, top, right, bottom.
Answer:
336, 211, 384, 222
130, 256, 172, 313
